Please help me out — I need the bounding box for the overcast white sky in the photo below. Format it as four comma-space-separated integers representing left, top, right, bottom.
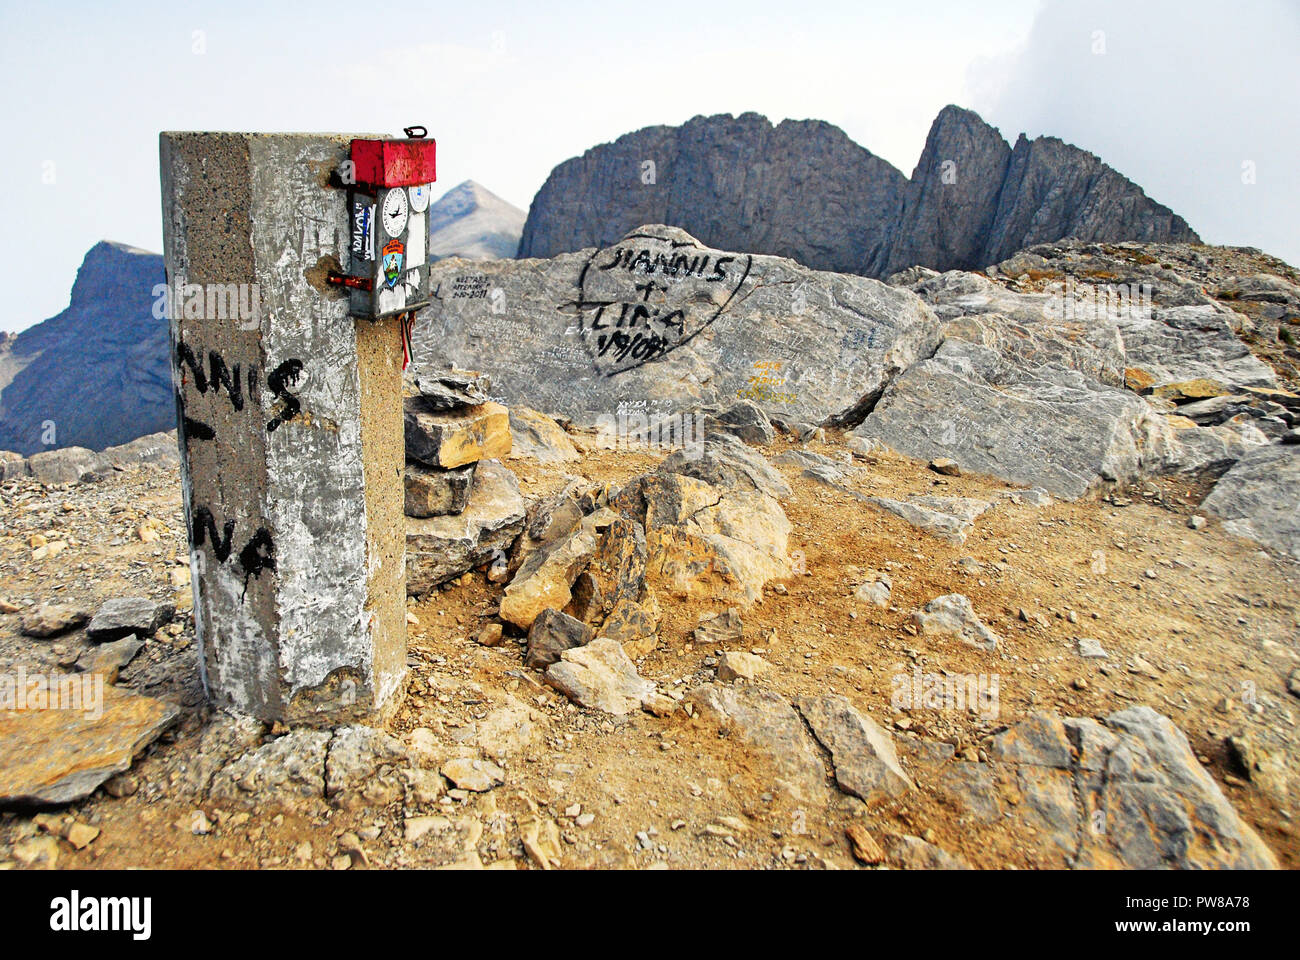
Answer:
1, 0, 1295, 333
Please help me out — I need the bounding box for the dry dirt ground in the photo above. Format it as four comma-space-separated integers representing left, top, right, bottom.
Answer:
1, 427, 1296, 870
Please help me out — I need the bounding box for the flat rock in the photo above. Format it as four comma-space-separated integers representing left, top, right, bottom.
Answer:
463, 695, 542, 760
75, 635, 143, 683
686, 682, 828, 801
209, 729, 331, 806
795, 694, 914, 803
404, 461, 476, 518
1076, 637, 1108, 659
717, 650, 769, 682
855, 341, 1177, 500
909, 708, 1283, 868
508, 407, 580, 463
883, 834, 970, 870
441, 757, 505, 792
407, 460, 526, 595
0, 685, 178, 805
86, 596, 175, 642
19, 604, 90, 638
404, 400, 511, 469
411, 370, 492, 411
544, 638, 654, 715
694, 608, 743, 645
774, 449, 848, 477
854, 574, 892, 607
865, 495, 991, 545
912, 594, 1000, 650
325, 726, 410, 807
1202, 444, 1300, 558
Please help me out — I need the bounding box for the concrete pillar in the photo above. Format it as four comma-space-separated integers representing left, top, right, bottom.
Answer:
159, 133, 406, 724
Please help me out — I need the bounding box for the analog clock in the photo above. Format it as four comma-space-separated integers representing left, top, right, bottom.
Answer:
381, 188, 409, 238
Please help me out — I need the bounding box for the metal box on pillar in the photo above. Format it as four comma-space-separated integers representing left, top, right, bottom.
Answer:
337, 132, 437, 319
160, 131, 427, 726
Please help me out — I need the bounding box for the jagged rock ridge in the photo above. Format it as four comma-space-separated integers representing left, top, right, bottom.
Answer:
518, 106, 1199, 278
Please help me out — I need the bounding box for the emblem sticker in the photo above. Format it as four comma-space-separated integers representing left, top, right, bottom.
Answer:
408, 183, 431, 213
382, 239, 405, 289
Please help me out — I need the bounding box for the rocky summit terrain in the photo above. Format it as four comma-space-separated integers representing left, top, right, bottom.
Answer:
0, 229, 1297, 871
0, 400, 1295, 870
517, 107, 1197, 278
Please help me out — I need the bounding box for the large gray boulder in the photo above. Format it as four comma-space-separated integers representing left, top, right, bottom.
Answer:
973, 708, 1278, 869
1202, 444, 1300, 558
853, 340, 1177, 499
899, 270, 1127, 385
1118, 304, 1277, 392
413, 224, 941, 428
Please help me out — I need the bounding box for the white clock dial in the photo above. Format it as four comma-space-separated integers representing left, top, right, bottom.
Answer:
408, 183, 431, 213
381, 188, 409, 238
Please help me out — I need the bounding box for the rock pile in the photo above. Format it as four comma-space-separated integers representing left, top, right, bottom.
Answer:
499, 434, 793, 662
404, 372, 525, 595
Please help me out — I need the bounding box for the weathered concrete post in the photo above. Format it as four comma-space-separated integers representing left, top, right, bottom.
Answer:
159, 133, 407, 724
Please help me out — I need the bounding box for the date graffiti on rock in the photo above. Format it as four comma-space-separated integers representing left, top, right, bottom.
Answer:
571, 233, 752, 378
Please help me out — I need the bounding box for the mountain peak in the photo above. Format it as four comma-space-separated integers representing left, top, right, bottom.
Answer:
519, 106, 1199, 276
427, 181, 526, 261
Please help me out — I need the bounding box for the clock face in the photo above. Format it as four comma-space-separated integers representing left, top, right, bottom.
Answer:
381, 188, 409, 238
408, 183, 431, 213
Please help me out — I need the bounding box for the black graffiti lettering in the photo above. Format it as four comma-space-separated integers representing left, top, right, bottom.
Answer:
266, 359, 305, 433
238, 527, 276, 593
576, 241, 752, 377
192, 506, 236, 563
657, 309, 685, 333
191, 506, 277, 599
176, 342, 252, 414
597, 248, 625, 271
206, 351, 244, 411
634, 280, 663, 302
176, 341, 208, 392
183, 415, 216, 443
246, 365, 261, 405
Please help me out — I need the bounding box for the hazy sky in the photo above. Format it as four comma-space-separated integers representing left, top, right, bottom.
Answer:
2, 0, 1295, 333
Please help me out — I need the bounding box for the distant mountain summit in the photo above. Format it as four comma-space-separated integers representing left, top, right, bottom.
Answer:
428, 180, 526, 261
517, 107, 1199, 277
0, 241, 172, 456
